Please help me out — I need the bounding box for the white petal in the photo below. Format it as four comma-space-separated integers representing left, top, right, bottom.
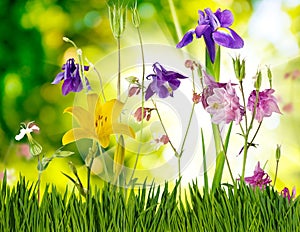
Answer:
15, 129, 26, 141
30, 125, 40, 131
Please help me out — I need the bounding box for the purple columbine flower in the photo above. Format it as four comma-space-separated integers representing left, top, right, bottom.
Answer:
244, 162, 272, 189
247, 89, 281, 123
177, 8, 244, 63
145, 62, 188, 100
281, 187, 296, 202
52, 58, 91, 95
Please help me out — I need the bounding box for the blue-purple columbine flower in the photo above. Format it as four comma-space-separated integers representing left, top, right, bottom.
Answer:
145, 62, 188, 100
52, 58, 91, 95
177, 8, 244, 63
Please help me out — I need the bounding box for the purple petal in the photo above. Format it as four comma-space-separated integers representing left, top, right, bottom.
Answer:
61, 79, 73, 95
213, 28, 244, 49
52, 72, 64, 84
168, 78, 180, 90
215, 9, 233, 27
203, 32, 216, 63
157, 85, 170, 98
204, 8, 219, 30
145, 85, 155, 100
176, 30, 195, 48
195, 24, 210, 38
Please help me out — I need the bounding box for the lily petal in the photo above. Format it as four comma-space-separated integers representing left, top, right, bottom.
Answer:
112, 123, 136, 138
64, 106, 93, 130
213, 27, 244, 49
62, 128, 97, 145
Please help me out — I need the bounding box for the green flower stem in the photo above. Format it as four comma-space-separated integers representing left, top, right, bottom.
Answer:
127, 26, 145, 186
87, 140, 98, 197
241, 90, 259, 180
117, 37, 121, 100
273, 159, 279, 187
86, 59, 106, 102
206, 47, 226, 191
201, 128, 209, 194
239, 81, 248, 131
37, 155, 41, 204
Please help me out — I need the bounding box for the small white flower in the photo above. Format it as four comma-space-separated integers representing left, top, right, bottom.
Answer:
15, 121, 40, 141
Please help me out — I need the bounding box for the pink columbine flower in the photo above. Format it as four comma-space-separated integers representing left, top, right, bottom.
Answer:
133, 107, 154, 122
206, 82, 243, 124
152, 134, 169, 150
247, 89, 281, 122
281, 186, 296, 202
244, 162, 272, 189
128, 86, 141, 97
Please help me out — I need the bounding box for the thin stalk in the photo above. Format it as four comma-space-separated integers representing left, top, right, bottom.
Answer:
273, 159, 279, 187
241, 90, 259, 180
152, 99, 179, 157
127, 26, 145, 186
117, 37, 121, 100
201, 128, 209, 194
239, 81, 248, 130
179, 103, 195, 157
87, 140, 98, 196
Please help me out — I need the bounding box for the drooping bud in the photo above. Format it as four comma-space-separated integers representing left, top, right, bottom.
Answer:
113, 135, 125, 183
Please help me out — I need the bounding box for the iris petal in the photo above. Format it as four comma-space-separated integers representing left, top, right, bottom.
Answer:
213, 28, 244, 49
176, 30, 195, 48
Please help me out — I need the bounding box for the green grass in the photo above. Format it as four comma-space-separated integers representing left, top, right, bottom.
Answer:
0, 176, 299, 231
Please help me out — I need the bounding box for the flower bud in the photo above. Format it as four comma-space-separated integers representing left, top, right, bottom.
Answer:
276, 144, 281, 161
28, 134, 42, 156
254, 70, 262, 90
267, 66, 272, 89
131, 7, 140, 28
108, 4, 127, 39
232, 56, 245, 81
68, 161, 78, 176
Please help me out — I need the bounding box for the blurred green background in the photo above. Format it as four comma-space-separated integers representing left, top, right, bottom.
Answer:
0, 0, 299, 192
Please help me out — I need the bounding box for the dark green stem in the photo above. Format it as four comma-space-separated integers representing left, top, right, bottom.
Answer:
128, 26, 145, 186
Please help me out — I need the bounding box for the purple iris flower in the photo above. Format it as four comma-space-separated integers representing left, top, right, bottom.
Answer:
145, 62, 188, 100
177, 8, 244, 63
52, 58, 91, 95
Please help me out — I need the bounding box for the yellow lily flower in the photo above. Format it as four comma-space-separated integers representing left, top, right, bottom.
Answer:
62, 93, 135, 148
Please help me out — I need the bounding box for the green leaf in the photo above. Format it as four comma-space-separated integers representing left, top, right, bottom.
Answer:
53, 150, 74, 158
205, 46, 220, 81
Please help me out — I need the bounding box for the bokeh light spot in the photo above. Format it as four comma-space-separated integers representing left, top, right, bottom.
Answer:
4, 73, 23, 98
84, 11, 102, 28
138, 3, 155, 19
